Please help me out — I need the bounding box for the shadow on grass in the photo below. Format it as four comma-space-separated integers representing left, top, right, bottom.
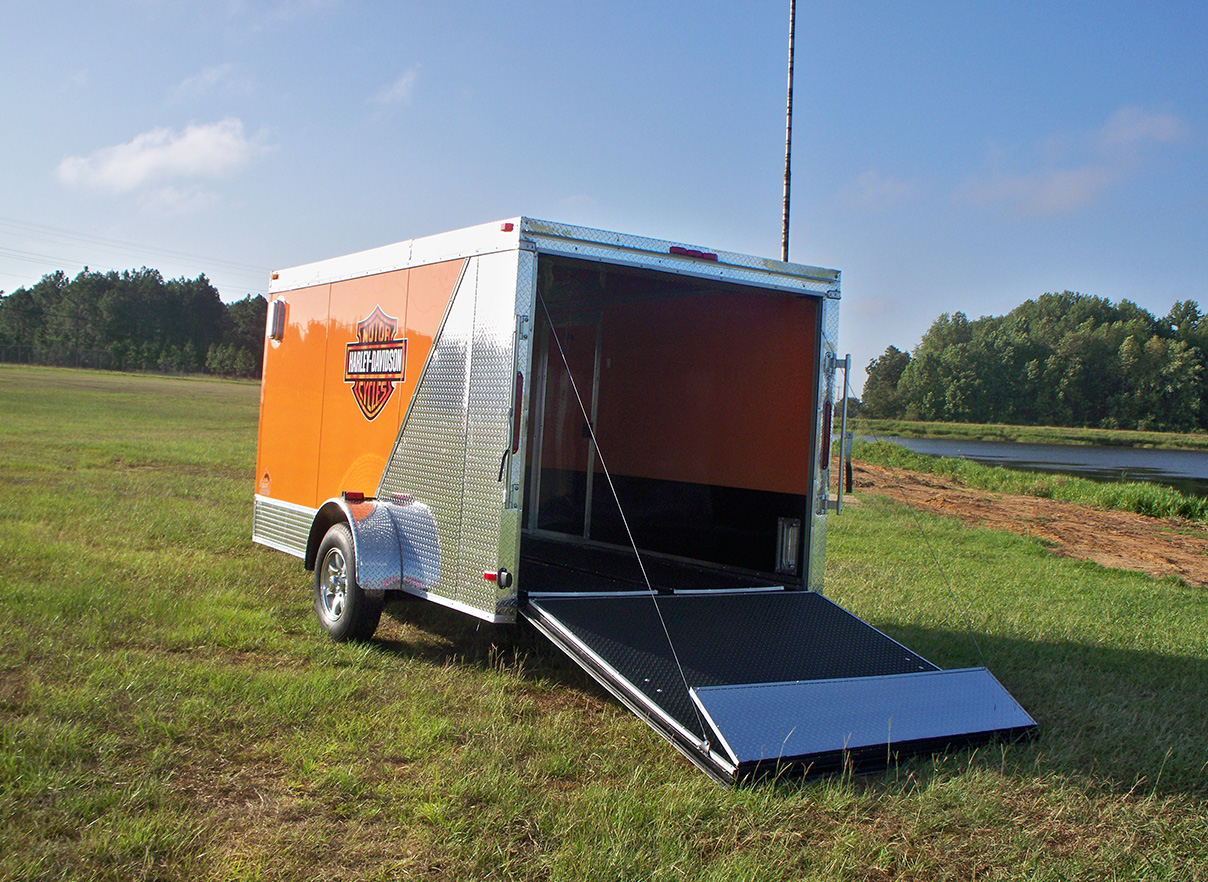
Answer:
864, 620, 1208, 798
374, 596, 608, 695
370, 596, 1207, 798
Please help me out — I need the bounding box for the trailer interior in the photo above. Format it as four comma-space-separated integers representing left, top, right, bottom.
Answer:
513, 254, 1035, 781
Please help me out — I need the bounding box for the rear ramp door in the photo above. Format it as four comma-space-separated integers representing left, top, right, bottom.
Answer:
523, 591, 1036, 782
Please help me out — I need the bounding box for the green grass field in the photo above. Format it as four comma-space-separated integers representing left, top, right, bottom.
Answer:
2, 366, 1206, 881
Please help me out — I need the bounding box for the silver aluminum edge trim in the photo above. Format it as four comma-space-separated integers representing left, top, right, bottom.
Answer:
501, 250, 537, 602
402, 583, 515, 624
254, 493, 319, 517
525, 600, 717, 750
526, 590, 653, 599
689, 688, 740, 766
520, 218, 840, 286
671, 587, 787, 596
526, 237, 836, 296
808, 298, 837, 591
252, 535, 306, 559
524, 601, 736, 781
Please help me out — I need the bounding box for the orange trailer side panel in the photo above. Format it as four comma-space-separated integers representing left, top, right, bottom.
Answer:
255, 284, 331, 506
256, 258, 466, 512
315, 270, 410, 500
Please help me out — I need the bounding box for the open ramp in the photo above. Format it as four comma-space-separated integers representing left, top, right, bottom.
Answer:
523, 590, 1036, 782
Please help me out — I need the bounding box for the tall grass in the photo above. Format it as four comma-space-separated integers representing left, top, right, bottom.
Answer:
853, 439, 1208, 522
2, 366, 1206, 881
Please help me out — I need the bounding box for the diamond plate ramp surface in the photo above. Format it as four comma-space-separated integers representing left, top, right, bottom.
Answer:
524, 591, 1036, 779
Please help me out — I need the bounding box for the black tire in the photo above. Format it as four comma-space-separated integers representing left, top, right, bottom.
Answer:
313, 523, 383, 642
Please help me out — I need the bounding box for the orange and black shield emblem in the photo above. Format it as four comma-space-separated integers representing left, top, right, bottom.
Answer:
345, 306, 407, 420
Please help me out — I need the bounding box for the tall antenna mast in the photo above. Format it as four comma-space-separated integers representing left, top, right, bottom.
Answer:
781, 0, 796, 262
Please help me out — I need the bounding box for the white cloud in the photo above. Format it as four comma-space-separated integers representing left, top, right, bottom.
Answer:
845, 170, 919, 211
957, 106, 1189, 217
56, 118, 268, 196
1097, 106, 1188, 152
370, 67, 420, 107
170, 63, 248, 103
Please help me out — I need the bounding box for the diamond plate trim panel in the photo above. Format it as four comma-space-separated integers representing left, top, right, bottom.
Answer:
252, 496, 313, 558
378, 261, 477, 607
375, 252, 523, 620
455, 250, 522, 616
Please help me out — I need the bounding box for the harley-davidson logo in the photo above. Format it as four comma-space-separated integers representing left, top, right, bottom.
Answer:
345, 306, 407, 420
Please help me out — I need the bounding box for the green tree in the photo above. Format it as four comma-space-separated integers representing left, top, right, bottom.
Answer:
862, 346, 911, 418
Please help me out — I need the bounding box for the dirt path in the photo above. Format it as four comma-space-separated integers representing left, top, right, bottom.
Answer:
845, 459, 1208, 588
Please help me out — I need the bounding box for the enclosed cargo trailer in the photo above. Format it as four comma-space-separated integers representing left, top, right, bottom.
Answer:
254, 218, 1035, 782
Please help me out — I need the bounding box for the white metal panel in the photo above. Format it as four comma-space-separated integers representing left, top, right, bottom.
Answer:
269, 219, 521, 293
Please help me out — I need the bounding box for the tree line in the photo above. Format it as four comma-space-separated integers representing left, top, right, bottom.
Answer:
862, 292, 1208, 431
0, 268, 267, 378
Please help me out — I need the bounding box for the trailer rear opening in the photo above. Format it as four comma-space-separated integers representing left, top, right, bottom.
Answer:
253, 218, 1035, 781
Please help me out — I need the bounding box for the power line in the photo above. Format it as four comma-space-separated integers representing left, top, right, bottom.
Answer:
0, 216, 271, 297
0, 216, 269, 276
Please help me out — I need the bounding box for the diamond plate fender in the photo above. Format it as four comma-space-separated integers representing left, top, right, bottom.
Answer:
306, 496, 440, 598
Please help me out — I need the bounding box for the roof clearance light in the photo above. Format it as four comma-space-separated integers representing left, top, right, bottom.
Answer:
501, 222, 515, 232
669, 246, 718, 262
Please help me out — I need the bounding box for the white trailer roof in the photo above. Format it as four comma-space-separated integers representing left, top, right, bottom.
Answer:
269, 217, 840, 298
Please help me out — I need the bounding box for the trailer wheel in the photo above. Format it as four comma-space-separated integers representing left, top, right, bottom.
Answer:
314, 523, 382, 642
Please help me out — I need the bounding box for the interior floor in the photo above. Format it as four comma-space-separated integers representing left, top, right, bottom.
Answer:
519, 532, 783, 595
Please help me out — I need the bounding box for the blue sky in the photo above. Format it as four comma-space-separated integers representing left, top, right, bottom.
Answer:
2, 1, 1204, 391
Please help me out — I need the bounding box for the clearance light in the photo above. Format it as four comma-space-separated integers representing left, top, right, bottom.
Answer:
669, 246, 718, 261
343, 491, 365, 503
501, 222, 515, 232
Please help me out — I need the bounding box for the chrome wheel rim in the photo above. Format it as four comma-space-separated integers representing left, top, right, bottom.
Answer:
319, 547, 348, 622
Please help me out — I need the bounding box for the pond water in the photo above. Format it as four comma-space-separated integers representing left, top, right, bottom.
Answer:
867, 435, 1208, 497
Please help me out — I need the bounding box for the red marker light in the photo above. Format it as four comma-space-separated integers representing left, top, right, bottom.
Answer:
511, 372, 524, 453
669, 246, 718, 261
501, 222, 515, 232
343, 491, 365, 503
483, 571, 498, 582
819, 402, 833, 472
